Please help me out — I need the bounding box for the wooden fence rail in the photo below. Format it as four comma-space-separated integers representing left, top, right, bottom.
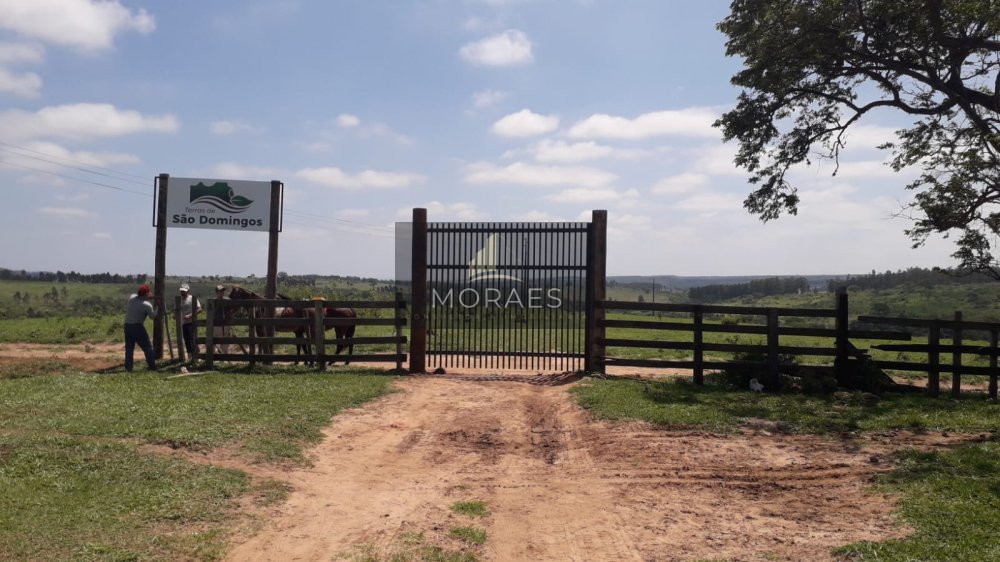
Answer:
177, 293, 408, 371
860, 313, 1000, 398
597, 290, 908, 389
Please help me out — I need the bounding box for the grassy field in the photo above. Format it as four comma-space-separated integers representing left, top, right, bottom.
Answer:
571, 375, 1000, 560
0, 364, 396, 561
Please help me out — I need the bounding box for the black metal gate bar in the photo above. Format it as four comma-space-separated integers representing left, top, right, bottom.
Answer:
424, 221, 589, 371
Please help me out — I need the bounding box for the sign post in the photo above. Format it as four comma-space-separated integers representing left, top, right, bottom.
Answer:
153, 175, 283, 359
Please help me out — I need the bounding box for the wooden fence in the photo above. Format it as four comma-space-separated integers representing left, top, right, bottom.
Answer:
596, 290, 910, 389
860, 312, 1000, 398
175, 293, 408, 371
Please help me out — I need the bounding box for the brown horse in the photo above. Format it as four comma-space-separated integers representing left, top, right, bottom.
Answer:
303, 299, 357, 365
228, 286, 311, 361
227, 287, 357, 365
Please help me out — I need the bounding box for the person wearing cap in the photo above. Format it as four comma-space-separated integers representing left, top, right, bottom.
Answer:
179, 283, 202, 356
211, 284, 232, 355
124, 284, 158, 372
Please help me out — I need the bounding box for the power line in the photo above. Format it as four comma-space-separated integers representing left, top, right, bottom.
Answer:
0, 140, 149, 182
0, 158, 151, 197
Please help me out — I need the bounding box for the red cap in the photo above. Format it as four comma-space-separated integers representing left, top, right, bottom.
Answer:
137, 284, 150, 295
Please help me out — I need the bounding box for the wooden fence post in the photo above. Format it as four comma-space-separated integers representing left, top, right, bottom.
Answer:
990, 329, 998, 400
396, 291, 405, 372
693, 305, 704, 386
585, 210, 607, 374
248, 304, 257, 369
952, 311, 962, 398
314, 300, 325, 371
205, 299, 214, 370
174, 295, 186, 363
928, 321, 940, 397
409, 208, 427, 374
767, 308, 779, 388
834, 288, 849, 386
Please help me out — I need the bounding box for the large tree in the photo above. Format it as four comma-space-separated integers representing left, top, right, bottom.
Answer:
716, 0, 1000, 276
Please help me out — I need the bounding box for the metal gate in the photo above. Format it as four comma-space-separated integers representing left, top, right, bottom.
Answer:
409, 211, 606, 373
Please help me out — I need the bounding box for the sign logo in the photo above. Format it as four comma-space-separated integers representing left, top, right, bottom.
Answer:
164, 177, 274, 232
468, 234, 521, 282
189, 182, 254, 214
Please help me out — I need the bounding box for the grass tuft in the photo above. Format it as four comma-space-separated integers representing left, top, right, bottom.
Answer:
449, 501, 489, 518
448, 527, 487, 546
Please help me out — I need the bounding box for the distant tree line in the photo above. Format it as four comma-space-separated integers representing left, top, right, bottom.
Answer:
0, 268, 146, 284
689, 277, 810, 302
828, 267, 993, 292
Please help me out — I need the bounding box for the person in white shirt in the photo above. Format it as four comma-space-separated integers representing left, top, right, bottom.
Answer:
179, 283, 202, 356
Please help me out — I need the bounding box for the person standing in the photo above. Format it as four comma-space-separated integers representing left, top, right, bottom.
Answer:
211, 284, 232, 354
124, 284, 158, 372
179, 283, 202, 356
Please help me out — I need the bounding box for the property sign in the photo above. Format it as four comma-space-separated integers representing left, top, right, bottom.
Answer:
164, 177, 273, 231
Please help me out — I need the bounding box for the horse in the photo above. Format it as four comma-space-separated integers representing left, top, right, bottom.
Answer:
227, 287, 357, 365
302, 299, 357, 365
228, 286, 311, 361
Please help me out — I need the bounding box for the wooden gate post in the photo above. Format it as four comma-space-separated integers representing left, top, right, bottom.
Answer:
174, 295, 185, 363
767, 308, 780, 388
153, 173, 169, 359
989, 329, 998, 400
205, 299, 215, 369
693, 304, 704, 385
409, 208, 428, 374
928, 322, 941, 396
952, 310, 963, 398
834, 288, 849, 385
314, 300, 325, 371
585, 210, 607, 374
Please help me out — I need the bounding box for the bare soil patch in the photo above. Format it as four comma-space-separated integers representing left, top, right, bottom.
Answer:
224, 375, 969, 562
0, 342, 121, 372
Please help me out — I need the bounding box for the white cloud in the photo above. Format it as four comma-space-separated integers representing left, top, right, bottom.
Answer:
209, 120, 255, 136
93, 232, 111, 239
395, 201, 485, 221
207, 162, 283, 180
38, 206, 96, 218
531, 139, 651, 163
567, 107, 720, 140
471, 89, 508, 110
0, 67, 41, 97
491, 109, 558, 138
297, 167, 426, 189
672, 191, 745, 213
0, 0, 155, 52
512, 210, 569, 222
336, 113, 361, 128
0, 42, 44, 64
545, 187, 640, 203
650, 172, 710, 195
0, 103, 178, 142
459, 29, 533, 66
841, 124, 899, 151
25, 141, 139, 167
464, 161, 616, 188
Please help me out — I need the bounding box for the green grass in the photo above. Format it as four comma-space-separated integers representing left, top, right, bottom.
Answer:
836, 441, 1000, 561
0, 434, 248, 562
448, 527, 487, 546
0, 364, 396, 560
571, 376, 1000, 434
0, 366, 395, 462
449, 501, 489, 518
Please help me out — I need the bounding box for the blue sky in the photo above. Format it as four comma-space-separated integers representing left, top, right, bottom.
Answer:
0, 0, 954, 278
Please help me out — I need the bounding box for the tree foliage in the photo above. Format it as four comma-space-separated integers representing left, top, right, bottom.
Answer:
716, 0, 1000, 276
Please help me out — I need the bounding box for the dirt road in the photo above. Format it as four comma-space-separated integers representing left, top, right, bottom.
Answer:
223, 375, 949, 561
